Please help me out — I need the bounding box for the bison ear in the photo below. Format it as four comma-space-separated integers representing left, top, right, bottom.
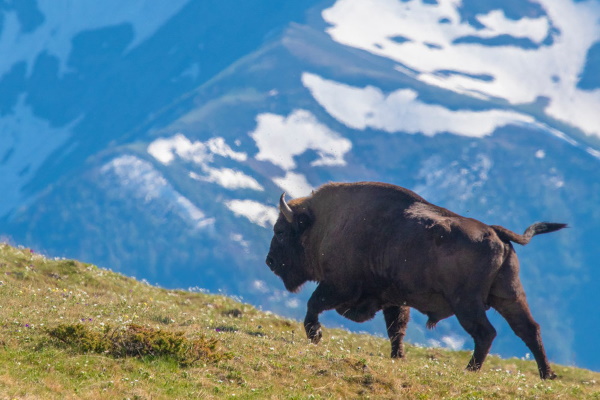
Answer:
280, 192, 312, 232
293, 211, 313, 234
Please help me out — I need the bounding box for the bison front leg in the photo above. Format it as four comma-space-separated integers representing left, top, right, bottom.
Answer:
304, 283, 357, 344
383, 306, 410, 358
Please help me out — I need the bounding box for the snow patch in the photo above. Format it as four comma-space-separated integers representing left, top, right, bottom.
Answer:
549, 176, 564, 189
249, 109, 350, 198
415, 154, 493, 202
190, 169, 263, 191
535, 149, 546, 159
322, 0, 600, 138
587, 148, 600, 159
476, 9, 550, 43
273, 172, 315, 199
0, 95, 77, 217
441, 335, 465, 351
101, 155, 214, 229
544, 168, 565, 189
285, 298, 300, 309
0, 1, 189, 77
148, 133, 246, 166
230, 233, 251, 253
303, 72, 534, 137
225, 199, 278, 228
148, 134, 259, 191
268, 288, 303, 310
250, 109, 352, 170
252, 280, 270, 294
206, 137, 247, 162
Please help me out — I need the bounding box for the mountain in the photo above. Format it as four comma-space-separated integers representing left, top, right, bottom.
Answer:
1, 0, 599, 371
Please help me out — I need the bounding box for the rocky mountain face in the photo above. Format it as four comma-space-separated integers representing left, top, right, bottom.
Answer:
1, 0, 599, 370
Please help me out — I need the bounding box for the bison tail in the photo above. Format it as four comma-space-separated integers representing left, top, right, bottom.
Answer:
491, 222, 567, 245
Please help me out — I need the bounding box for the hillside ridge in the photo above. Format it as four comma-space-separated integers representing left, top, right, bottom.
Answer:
1, 243, 598, 399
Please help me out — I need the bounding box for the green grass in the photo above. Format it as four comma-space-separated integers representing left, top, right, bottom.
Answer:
1, 243, 599, 399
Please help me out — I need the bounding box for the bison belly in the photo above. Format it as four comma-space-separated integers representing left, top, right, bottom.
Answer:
405, 293, 454, 328
335, 296, 381, 323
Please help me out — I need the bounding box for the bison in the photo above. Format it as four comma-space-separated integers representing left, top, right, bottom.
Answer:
265, 182, 566, 379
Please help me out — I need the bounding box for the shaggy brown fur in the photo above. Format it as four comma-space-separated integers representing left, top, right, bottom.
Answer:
265, 182, 566, 379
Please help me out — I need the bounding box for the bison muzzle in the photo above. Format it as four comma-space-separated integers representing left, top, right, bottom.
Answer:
265, 182, 566, 379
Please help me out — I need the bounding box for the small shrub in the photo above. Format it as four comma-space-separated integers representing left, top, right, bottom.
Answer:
46, 323, 226, 366
46, 323, 110, 353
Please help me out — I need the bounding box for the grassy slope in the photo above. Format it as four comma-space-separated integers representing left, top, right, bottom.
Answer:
0, 243, 598, 399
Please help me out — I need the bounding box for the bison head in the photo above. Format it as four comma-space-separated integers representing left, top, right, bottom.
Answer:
265, 193, 313, 292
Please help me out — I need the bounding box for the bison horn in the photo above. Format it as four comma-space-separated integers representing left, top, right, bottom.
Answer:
279, 193, 294, 223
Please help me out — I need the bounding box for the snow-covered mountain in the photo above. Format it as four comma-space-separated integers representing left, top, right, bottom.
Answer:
1, 0, 599, 371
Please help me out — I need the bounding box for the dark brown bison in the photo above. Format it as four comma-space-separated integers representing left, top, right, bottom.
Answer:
265, 182, 566, 379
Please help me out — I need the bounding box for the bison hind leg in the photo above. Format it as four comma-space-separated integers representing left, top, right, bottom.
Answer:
490, 295, 556, 379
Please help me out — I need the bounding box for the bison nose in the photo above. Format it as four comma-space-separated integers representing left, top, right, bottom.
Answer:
266, 256, 275, 269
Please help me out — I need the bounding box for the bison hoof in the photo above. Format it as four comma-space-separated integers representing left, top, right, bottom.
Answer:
310, 329, 322, 344
466, 361, 482, 372
390, 349, 405, 359
541, 370, 557, 380
305, 324, 322, 344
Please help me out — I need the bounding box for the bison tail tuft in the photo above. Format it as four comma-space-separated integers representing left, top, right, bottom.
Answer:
525, 222, 568, 237
491, 222, 567, 245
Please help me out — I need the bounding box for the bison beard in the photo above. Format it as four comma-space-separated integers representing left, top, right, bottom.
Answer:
265, 182, 567, 379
